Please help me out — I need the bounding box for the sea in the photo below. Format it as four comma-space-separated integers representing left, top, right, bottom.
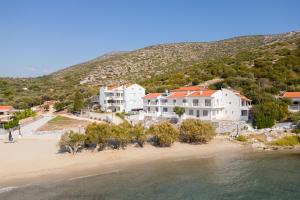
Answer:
0, 151, 299, 200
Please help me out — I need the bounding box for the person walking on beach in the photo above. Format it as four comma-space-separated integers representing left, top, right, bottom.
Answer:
8, 130, 13, 142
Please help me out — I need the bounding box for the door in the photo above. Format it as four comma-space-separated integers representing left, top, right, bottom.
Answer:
196, 110, 200, 118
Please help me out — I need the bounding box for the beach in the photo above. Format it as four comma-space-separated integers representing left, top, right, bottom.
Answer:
0, 135, 244, 187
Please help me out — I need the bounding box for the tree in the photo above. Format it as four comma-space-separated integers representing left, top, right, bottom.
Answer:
59, 131, 85, 154
111, 122, 132, 149
179, 119, 215, 143
252, 101, 289, 129
85, 123, 111, 150
173, 106, 185, 118
147, 122, 179, 147
73, 91, 84, 113
4, 118, 19, 130
54, 101, 65, 112
130, 123, 147, 147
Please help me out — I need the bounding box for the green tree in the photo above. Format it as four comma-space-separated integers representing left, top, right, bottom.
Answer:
111, 122, 132, 149
73, 91, 84, 113
130, 123, 147, 147
85, 123, 111, 150
179, 119, 215, 143
147, 122, 179, 147
252, 101, 289, 129
173, 106, 185, 118
59, 131, 86, 154
54, 101, 65, 112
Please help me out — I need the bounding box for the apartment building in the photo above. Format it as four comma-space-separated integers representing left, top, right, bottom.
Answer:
143, 86, 251, 121
99, 84, 145, 112
282, 92, 300, 111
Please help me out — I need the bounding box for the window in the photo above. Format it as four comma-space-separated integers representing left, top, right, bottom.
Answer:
241, 110, 248, 116
173, 99, 176, 104
183, 99, 187, 103
161, 99, 168, 104
203, 110, 208, 116
148, 107, 150, 111
193, 99, 199, 106
205, 99, 211, 106
189, 110, 194, 115
148, 100, 150, 103
163, 107, 168, 112
155, 107, 158, 112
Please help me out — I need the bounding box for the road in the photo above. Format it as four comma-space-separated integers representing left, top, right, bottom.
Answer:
0, 114, 54, 141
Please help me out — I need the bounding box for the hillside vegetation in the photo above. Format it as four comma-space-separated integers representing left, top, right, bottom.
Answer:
0, 31, 300, 109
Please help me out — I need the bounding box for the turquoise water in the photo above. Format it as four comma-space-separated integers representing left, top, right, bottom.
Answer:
1, 151, 300, 200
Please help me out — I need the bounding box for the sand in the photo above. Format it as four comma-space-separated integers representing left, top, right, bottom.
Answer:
0, 135, 244, 187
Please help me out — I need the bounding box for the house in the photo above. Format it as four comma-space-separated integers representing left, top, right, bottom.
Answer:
99, 83, 145, 113
0, 106, 14, 127
282, 92, 300, 111
143, 86, 251, 121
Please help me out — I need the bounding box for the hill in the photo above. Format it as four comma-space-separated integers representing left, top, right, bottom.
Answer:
0, 31, 300, 109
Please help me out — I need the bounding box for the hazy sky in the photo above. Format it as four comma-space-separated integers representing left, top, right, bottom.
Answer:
1, 0, 300, 77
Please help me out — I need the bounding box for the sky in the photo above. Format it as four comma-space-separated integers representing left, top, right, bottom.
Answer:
1, 0, 300, 77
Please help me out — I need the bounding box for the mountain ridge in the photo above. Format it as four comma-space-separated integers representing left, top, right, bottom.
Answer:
1, 30, 300, 108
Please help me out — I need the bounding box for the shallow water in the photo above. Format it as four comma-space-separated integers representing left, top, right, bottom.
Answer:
1, 151, 300, 200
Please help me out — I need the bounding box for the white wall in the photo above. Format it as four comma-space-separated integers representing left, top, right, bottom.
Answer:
221, 89, 242, 121
99, 86, 106, 111
124, 84, 145, 112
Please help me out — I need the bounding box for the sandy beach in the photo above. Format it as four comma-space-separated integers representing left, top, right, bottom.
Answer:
0, 135, 244, 187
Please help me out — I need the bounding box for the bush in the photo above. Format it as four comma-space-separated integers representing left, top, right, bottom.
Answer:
289, 112, 300, 124
292, 129, 300, 134
270, 136, 300, 146
147, 122, 179, 147
179, 119, 215, 143
54, 101, 66, 112
59, 131, 86, 154
111, 122, 132, 149
85, 123, 111, 150
130, 123, 147, 147
252, 101, 289, 129
116, 112, 126, 119
4, 118, 19, 130
236, 135, 247, 142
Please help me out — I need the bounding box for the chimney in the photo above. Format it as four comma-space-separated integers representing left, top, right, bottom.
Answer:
200, 90, 203, 95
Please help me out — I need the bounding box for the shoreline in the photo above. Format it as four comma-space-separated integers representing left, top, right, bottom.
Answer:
0, 135, 299, 188
0, 136, 242, 186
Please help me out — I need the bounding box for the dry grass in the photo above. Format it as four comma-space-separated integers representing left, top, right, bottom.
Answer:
248, 133, 266, 143
38, 115, 91, 131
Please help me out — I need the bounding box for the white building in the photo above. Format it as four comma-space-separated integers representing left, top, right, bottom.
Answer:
282, 92, 300, 112
142, 86, 251, 121
99, 84, 145, 113
0, 106, 14, 127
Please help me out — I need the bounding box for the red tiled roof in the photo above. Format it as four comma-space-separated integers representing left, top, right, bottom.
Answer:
107, 85, 120, 90
282, 92, 300, 98
0, 105, 13, 111
167, 92, 188, 98
171, 86, 208, 92
236, 94, 251, 101
187, 90, 216, 97
143, 93, 161, 99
